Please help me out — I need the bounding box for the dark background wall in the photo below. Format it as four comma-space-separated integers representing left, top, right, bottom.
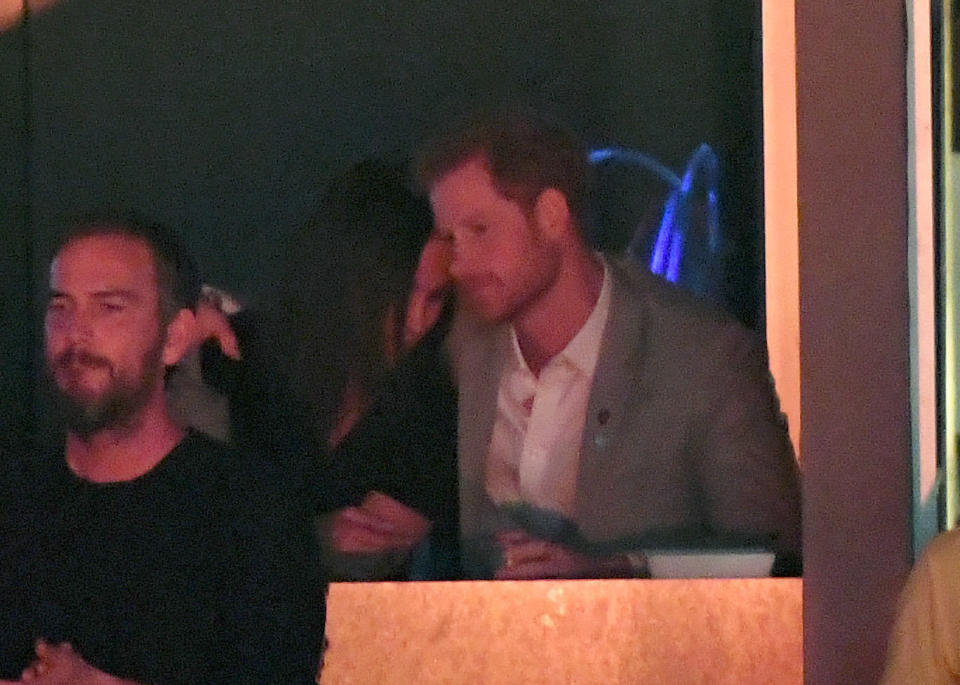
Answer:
0, 0, 764, 439
1, 20, 32, 445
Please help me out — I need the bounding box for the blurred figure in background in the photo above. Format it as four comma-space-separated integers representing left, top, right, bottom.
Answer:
881, 529, 960, 684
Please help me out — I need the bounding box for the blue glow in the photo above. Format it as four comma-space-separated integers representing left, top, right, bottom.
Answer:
589, 147, 681, 188
650, 195, 677, 275
667, 229, 684, 283
589, 143, 721, 289
679, 144, 720, 254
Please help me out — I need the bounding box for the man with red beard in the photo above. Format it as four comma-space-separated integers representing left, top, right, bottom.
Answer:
0, 214, 324, 684
417, 107, 802, 580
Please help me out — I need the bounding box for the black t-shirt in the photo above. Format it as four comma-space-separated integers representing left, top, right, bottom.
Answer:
0, 431, 325, 684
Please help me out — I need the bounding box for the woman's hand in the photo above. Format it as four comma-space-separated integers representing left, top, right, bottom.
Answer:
330, 491, 431, 554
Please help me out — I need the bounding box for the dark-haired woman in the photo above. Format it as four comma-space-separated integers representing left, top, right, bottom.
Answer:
202, 160, 460, 580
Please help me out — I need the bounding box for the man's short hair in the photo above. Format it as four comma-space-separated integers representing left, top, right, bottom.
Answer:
415, 105, 589, 224
51, 210, 202, 322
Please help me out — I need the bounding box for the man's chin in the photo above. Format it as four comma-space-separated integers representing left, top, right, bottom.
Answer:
52, 386, 146, 437
56, 397, 115, 437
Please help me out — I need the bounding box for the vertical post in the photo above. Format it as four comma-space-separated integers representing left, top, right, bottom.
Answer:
796, 3, 913, 682
761, 0, 800, 458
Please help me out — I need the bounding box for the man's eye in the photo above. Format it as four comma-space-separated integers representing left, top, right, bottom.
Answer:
100, 301, 124, 312
469, 223, 487, 236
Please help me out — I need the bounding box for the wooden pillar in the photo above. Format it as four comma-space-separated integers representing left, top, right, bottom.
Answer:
795, 3, 913, 682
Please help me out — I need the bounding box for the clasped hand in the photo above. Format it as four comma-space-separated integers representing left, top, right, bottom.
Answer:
495, 529, 632, 580
329, 491, 432, 554
1, 640, 135, 685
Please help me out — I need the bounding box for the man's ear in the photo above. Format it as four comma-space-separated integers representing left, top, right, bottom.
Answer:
161, 308, 198, 367
533, 188, 571, 240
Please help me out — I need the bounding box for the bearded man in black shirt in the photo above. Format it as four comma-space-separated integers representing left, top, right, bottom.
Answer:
0, 213, 325, 684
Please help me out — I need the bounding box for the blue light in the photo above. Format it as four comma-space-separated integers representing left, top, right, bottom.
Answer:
650, 195, 677, 275
589, 144, 721, 290
589, 147, 681, 188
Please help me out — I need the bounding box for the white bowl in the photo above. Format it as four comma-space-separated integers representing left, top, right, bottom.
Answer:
646, 549, 775, 579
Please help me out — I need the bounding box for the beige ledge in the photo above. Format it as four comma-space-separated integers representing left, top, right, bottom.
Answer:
320, 578, 802, 684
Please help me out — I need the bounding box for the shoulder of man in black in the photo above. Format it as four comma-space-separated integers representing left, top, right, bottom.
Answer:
134, 431, 328, 684
179, 432, 327, 684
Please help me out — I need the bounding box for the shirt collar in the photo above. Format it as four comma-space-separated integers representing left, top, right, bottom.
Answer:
507, 257, 612, 378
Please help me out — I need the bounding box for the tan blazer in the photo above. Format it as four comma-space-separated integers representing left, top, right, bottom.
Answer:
451, 258, 801, 578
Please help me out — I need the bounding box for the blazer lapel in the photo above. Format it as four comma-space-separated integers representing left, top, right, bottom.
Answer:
455, 318, 509, 538
575, 261, 650, 526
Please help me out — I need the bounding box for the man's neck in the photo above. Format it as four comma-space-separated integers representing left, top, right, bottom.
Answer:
514, 249, 604, 376
65, 395, 186, 483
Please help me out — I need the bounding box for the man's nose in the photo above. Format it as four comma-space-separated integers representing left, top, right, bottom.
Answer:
448, 253, 467, 281
403, 304, 425, 349
64, 308, 94, 342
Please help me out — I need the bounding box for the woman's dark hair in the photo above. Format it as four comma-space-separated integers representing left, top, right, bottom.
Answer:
272, 159, 434, 448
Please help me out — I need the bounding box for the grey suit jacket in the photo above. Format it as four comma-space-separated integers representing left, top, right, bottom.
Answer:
451, 258, 801, 578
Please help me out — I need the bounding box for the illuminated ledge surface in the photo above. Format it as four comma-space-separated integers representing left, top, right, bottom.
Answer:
320, 578, 802, 684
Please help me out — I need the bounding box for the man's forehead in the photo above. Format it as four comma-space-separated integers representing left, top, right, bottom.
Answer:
430, 156, 506, 215
51, 233, 159, 290
432, 154, 492, 189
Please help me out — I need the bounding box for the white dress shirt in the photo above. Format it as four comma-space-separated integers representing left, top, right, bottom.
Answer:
484, 261, 612, 517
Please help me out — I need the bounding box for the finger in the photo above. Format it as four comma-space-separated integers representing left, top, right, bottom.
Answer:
360, 493, 431, 536
496, 528, 533, 547
359, 492, 418, 520
36, 640, 72, 660
346, 506, 430, 544
215, 328, 241, 361
338, 507, 399, 535
496, 549, 602, 580
331, 517, 419, 553
21, 659, 46, 680
496, 558, 568, 580
496, 546, 582, 580
333, 527, 409, 553
502, 539, 555, 567
332, 523, 394, 552
194, 305, 242, 360
337, 519, 424, 550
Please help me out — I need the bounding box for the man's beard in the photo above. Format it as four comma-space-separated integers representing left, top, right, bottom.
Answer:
45, 340, 165, 438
